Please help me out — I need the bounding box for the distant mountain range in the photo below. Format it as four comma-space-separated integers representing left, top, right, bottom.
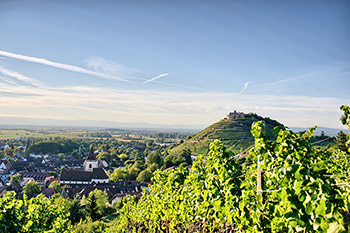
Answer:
290, 126, 349, 137
0, 116, 347, 136
0, 116, 205, 131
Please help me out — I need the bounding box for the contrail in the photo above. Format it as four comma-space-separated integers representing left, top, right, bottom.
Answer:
0, 66, 43, 87
0, 50, 128, 82
143, 73, 168, 84
240, 81, 249, 93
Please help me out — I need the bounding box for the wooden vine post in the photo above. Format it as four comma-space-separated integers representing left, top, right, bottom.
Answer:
257, 154, 264, 201
257, 154, 264, 228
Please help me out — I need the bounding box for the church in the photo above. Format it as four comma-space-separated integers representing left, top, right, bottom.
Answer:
60, 147, 109, 186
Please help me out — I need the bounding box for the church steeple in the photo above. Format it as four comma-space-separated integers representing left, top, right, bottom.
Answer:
84, 146, 100, 172
87, 146, 96, 160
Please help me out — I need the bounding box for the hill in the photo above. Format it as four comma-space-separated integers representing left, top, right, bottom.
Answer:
167, 111, 284, 155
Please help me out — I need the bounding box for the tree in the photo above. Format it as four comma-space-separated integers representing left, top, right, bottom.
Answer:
136, 169, 153, 182
146, 150, 163, 167
131, 149, 143, 161
49, 171, 57, 178
49, 180, 62, 193
177, 149, 192, 166
91, 189, 109, 216
70, 196, 85, 224
23, 181, 41, 198
4, 147, 14, 157
85, 192, 100, 221
10, 174, 21, 184
25, 138, 31, 151
163, 154, 176, 168
147, 163, 159, 173
96, 151, 110, 163
71, 150, 79, 159
51, 194, 70, 211
118, 153, 129, 160
58, 153, 65, 160
128, 167, 140, 180
110, 168, 128, 181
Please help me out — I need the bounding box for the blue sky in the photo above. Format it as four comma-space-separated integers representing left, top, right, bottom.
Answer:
0, 0, 349, 129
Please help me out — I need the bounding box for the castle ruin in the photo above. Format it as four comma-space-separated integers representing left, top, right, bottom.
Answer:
226, 110, 245, 120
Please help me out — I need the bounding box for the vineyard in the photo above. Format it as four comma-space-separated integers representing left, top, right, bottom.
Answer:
108, 106, 350, 232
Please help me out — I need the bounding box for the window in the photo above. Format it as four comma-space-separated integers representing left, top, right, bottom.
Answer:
89, 164, 92, 169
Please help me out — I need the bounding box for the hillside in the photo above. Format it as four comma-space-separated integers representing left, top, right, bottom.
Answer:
167, 111, 284, 155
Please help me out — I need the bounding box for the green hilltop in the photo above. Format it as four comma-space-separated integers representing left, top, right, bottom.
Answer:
167, 111, 284, 156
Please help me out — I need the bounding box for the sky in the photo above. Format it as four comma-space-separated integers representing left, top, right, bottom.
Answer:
0, 0, 349, 129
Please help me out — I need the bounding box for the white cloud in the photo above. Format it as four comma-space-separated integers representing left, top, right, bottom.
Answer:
85, 56, 140, 81
143, 73, 168, 84
0, 67, 346, 129
0, 79, 347, 128
0, 50, 129, 82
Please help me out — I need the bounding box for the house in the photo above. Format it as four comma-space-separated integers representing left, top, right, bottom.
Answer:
63, 181, 149, 201
0, 161, 14, 171
0, 161, 15, 183
42, 188, 55, 198
109, 191, 143, 206
60, 147, 109, 186
0, 183, 22, 197
21, 172, 54, 187
0, 169, 11, 183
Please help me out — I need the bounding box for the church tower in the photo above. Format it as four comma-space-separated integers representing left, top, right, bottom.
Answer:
84, 146, 100, 172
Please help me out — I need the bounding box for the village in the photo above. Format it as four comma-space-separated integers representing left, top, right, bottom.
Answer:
0, 140, 152, 206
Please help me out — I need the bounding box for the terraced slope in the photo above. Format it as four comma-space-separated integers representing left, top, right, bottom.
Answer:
168, 113, 284, 155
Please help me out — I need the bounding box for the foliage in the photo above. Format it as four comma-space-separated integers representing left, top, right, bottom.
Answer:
336, 131, 348, 153
85, 189, 109, 221
163, 149, 192, 169
136, 169, 153, 182
49, 180, 62, 193
239, 122, 346, 232
10, 173, 21, 184
49, 170, 58, 178
118, 153, 129, 160
146, 150, 163, 167
72, 219, 107, 233
23, 181, 41, 199
92, 189, 109, 216
71, 150, 80, 159
110, 167, 128, 181
108, 120, 350, 232
51, 193, 71, 214
69, 196, 85, 224
340, 105, 350, 153
4, 147, 15, 157
86, 192, 101, 221
97, 151, 111, 163
28, 138, 79, 154
0, 192, 71, 232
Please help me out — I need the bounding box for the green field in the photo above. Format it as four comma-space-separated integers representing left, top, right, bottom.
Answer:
0, 128, 98, 139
